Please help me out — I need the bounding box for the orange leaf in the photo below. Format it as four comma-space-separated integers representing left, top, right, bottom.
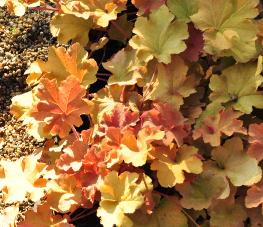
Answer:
26, 43, 98, 88
193, 108, 246, 146
19, 203, 73, 227
245, 179, 263, 213
141, 102, 188, 146
56, 140, 88, 173
248, 123, 263, 161
31, 76, 92, 138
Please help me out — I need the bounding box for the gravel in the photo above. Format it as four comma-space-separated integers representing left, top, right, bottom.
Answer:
0, 6, 55, 222
0, 7, 54, 160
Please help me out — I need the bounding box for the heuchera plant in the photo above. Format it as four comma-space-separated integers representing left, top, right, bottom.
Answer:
1, 0, 263, 226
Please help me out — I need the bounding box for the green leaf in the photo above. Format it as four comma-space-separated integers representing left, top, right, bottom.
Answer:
167, 0, 198, 22
50, 14, 92, 46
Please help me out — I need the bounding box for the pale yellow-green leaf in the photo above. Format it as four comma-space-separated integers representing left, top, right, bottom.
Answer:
209, 58, 263, 114
50, 14, 92, 46
0, 153, 47, 203
191, 0, 259, 62
129, 5, 188, 64
103, 48, 145, 86
130, 197, 188, 227
10, 90, 35, 120
176, 171, 228, 210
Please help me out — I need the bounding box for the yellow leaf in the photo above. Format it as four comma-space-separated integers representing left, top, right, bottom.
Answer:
0, 153, 47, 203
97, 171, 153, 227
46, 174, 82, 213
19, 203, 73, 227
50, 14, 92, 46
151, 145, 203, 187
60, 0, 127, 27
120, 127, 165, 167
0, 0, 39, 16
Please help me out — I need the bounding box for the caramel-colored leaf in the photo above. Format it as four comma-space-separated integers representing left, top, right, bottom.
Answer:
26, 43, 98, 88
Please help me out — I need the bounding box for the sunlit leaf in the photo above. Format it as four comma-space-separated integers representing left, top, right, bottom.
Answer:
129, 5, 188, 64
97, 171, 153, 227
191, 0, 259, 62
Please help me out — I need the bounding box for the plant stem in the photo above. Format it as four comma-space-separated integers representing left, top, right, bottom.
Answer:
71, 124, 80, 140
97, 73, 111, 76
97, 77, 108, 82
70, 209, 96, 222
111, 20, 130, 40
31, 6, 59, 11
181, 209, 201, 227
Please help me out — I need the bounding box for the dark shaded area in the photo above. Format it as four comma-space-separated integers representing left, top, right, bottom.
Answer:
71, 208, 102, 227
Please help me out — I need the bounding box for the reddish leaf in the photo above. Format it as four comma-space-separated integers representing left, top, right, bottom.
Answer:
245, 179, 263, 213
141, 102, 188, 146
31, 76, 92, 138
131, 0, 165, 14
193, 108, 246, 146
56, 140, 88, 173
248, 123, 263, 161
180, 23, 204, 62
101, 104, 139, 131
83, 145, 109, 176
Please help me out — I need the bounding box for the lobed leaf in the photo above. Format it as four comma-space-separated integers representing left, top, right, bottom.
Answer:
191, 0, 259, 62
129, 5, 189, 64
31, 76, 92, 138
97, 171, 153, 227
